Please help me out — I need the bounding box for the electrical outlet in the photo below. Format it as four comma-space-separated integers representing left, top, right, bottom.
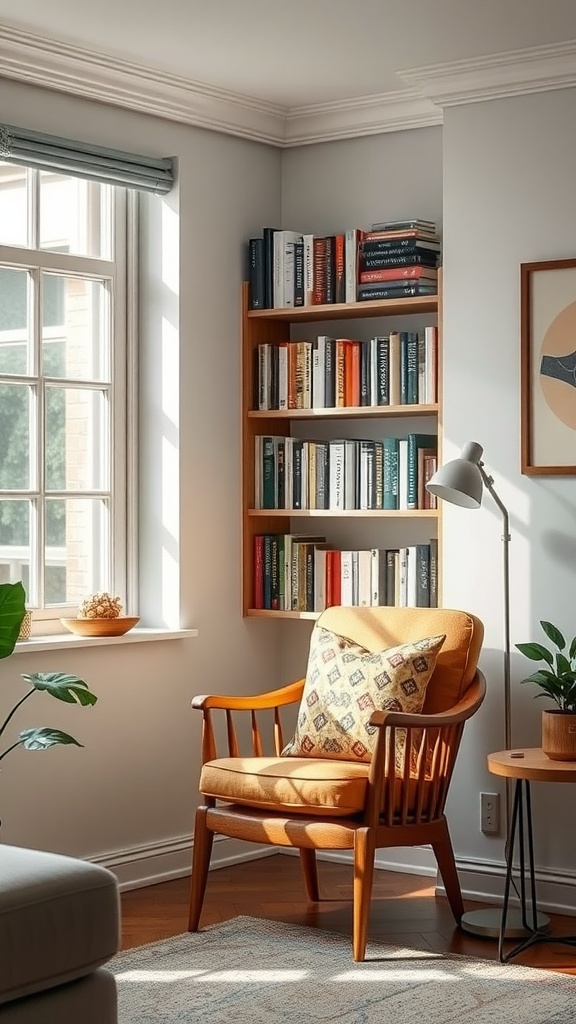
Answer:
480, 792, 500, 834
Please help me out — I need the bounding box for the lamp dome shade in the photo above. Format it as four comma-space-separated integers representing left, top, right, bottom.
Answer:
426, 441, 484, 509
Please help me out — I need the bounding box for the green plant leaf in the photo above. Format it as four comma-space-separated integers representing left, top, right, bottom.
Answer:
19, 728, 83, 750
515, 642, 554, 665
556, 653, 572, 677
569, 637, 576, 661
0, 582, 26, 660
541, 620, 566, 651
20, 673, 98, 706
520, 670, 558, 686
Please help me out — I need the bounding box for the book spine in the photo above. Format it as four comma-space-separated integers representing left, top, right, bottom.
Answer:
340, 550, 354, 606
292, 440, 303, 510
389, 331, 401, 406
429, 537, 438, 608
334, 233, 345, 303
262, 436, 275, 509
360, 250, 439, 269
382, 437, 399, 510
313, 236, 328, 304
312, 335, 326, 409
358, 266, 437, 283
324, 234, 335, 304
329, 441, 346, 511
360, 340, 370, 406
253, 535, 264, 609
272, 230, 285, 308
425, 325, 438, 404
293, 238, 305, 307
324, 338, 336, 407
263, 534, 273, 609
248, 237, 265, 309
360, 239, 440, 255
316, 443, 329, 510
376, 336, 389, 405
416, 543, 430, 608
262, 227, 278, 308
373, 441, 383, 510
357, 282, 437, 300
398, 438, 408, 511
335, 340, 346, 407
344, 228, 361, 303
278, 343, 288, 411
270, 534, 280, 610
386, 549, 398, 607
303, 233, 314, 306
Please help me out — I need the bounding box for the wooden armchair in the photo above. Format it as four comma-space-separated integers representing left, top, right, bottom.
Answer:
188, 606, 485, 961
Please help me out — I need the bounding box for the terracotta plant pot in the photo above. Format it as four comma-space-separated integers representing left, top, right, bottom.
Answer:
541, 709, 576, 761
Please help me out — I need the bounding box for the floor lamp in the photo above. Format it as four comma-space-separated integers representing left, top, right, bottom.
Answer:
426, 441, 548, 938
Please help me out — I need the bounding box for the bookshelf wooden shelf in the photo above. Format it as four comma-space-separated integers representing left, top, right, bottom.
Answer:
248, 404, 439, 421
248, 509, 438, 519
241, 279, 443, 617
247, 295, 438, 322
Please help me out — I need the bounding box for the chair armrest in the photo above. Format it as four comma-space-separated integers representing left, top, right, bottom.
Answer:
192, 679, 305, 761
192, 679, 304, 713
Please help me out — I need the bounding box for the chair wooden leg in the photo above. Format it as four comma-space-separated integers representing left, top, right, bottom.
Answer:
432, 818, 464, 923
353, 827, 375, 962
299, 848, 320, 902
188, 806, 214, 931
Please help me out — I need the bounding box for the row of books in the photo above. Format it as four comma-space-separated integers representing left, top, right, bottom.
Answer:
248, 219, 441, 310
255, 328, 438, 412
254, 434, 438, 512
253, 534, 438, 612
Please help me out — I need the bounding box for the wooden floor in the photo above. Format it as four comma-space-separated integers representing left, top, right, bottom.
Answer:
120, 854, 576, 975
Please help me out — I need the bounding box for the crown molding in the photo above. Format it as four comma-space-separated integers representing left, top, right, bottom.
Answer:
284, 90, 441, 147
0, 25, 288, 145
400, 40, 576, 107
1, 26, 576, 147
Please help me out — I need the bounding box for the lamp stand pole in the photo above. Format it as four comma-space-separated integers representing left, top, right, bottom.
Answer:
459, 462, 549, 939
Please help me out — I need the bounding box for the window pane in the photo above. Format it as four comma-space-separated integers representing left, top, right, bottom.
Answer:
0, 383, 32, 489
0, 163, 28, 246
45, 497, 108, 606
0, 499, 31, 592
0, 268, 31, 375
42, 275, 110, 381
40, 173, 112, 260
45, 386, 109, 491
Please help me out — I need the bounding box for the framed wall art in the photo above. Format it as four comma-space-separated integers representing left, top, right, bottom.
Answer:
520, 258, 576, 475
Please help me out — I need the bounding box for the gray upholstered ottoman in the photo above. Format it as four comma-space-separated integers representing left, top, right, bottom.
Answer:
0, 844, 120, 1023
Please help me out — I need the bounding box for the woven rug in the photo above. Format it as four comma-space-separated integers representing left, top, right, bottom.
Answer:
111, 915, 576, 1023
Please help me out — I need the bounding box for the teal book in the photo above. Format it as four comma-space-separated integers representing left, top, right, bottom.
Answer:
407, 433, 437, 510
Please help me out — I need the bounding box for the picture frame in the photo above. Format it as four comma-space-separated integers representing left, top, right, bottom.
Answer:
520, 258, 576, 475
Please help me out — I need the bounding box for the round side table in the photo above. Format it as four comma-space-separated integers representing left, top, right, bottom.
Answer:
488, 747, 576, 963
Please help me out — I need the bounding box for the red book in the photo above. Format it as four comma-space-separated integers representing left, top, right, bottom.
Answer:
253, 535, 264, 609
344, 341, 355, 407
327, 552, 340, 606
358, 266, 438, 284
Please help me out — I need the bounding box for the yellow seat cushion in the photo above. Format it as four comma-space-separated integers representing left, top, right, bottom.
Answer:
199, 756, 369, 817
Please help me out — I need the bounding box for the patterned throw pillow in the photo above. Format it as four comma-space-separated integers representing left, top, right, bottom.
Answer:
282, 626, 446, 764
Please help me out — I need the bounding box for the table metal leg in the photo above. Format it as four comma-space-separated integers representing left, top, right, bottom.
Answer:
499, 779, 576, 963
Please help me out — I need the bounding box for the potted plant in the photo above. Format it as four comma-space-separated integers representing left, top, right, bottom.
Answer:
0, 581, 97, 774
516, 620, 576, 761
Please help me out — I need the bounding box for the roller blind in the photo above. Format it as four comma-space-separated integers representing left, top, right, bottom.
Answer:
0, 123, 174, 195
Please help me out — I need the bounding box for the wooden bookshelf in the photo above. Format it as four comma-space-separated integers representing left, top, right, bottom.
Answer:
241, 280, 443, 618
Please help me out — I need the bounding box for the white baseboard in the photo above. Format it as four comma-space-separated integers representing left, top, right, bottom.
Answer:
91, 833, 274, 892
91, 834, 576, 918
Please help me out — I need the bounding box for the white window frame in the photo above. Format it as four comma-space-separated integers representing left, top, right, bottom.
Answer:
0, 168, 137, 625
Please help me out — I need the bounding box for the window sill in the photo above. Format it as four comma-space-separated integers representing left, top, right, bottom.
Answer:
12, 627, 198, 654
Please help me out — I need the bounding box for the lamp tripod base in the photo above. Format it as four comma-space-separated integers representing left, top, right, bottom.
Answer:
460, 907, 550, 939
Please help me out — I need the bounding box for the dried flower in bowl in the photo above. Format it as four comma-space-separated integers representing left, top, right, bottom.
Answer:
78, 592, 123, 620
